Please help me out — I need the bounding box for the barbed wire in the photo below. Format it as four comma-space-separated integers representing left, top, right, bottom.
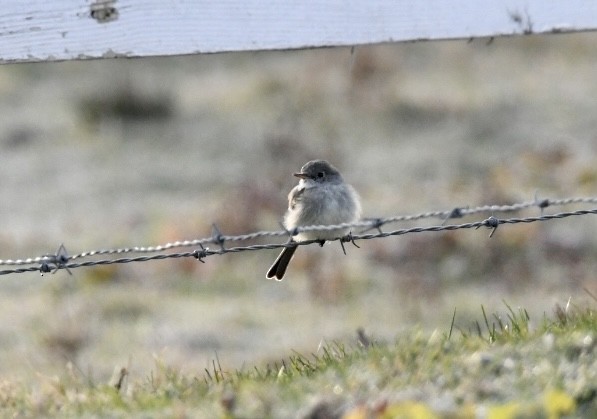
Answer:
1, 196, 597, 276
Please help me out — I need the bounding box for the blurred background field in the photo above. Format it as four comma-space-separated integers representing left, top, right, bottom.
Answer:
0, 33, 596, 385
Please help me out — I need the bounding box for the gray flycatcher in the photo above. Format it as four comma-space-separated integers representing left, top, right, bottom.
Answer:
266, 160, 361, 280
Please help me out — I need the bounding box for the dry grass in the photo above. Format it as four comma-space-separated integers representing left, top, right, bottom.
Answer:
0, 301, 594, 417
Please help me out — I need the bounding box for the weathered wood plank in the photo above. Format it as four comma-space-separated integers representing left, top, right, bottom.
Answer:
1, 0, 596, 64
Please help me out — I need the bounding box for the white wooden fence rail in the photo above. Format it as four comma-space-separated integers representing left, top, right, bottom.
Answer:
1, 1, 596, 64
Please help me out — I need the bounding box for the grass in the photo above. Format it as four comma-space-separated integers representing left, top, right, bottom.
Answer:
1, 296, 595, 418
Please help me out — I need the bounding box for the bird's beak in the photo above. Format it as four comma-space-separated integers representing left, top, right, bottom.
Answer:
294, 172, 310, 179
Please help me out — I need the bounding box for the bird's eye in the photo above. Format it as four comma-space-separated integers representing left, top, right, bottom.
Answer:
317, 172, 325, 178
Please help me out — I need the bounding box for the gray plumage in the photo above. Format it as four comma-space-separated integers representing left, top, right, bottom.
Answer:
266, 160, 361, 280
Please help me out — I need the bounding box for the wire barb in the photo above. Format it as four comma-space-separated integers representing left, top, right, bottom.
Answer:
484, 216, 499, 238
193, 244, 208, 263
533, 191, 550, 216
211, 224, 226, 252
339, 240, 347, 255
361, 217, 384, 234
442, 207, 467, 225
537, 198, 550, 213
342, 232, 360, 248
372, 218, 384, 233
40, 244, 72, 275
338, 231, 360, 256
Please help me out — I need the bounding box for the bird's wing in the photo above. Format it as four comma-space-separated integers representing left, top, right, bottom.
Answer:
287, 184, 305, 210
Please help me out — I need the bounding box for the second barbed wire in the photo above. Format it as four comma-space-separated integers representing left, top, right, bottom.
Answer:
0, 202, 596, 276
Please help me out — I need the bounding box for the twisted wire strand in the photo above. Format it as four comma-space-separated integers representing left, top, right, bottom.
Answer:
2, 195, 595, 267
0, 206, 596, 276
1, 196, 595, 266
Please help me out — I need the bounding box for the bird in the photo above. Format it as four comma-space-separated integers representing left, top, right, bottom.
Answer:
266, 160, 361, 280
